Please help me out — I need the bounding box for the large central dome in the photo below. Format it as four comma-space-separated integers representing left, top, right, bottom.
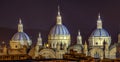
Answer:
49, 24, 70, 35
49, 6, 70, 36
48, 6, 71, 49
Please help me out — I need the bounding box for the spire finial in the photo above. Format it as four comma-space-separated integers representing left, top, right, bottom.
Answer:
58, 5, 60, 16
98, 13, 101, 20
85, 41, 87, 45
78, 30, 81, 36
19, 18, 22, 24
39, 32, 41, 38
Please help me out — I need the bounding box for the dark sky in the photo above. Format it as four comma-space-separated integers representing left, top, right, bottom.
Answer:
0, 0, 120, 44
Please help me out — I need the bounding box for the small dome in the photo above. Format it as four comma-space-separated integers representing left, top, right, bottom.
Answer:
49, 24, 70, 35
12, 32, 30, 40
68, 44, 83, 52
91, 28, 109, 37
10, 19, 32, 47
91, 14, 110, 37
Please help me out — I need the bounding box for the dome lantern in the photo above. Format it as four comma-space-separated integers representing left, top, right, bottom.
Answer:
18, 18, 23, 32
56, 5, 62, 25
97, 13, 102, 29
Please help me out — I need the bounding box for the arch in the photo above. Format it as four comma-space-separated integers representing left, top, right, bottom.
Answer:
39, 48, 56, 59
89, 48, 103, 58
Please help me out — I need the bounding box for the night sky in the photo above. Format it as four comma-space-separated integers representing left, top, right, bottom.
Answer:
0, 0, 120, 44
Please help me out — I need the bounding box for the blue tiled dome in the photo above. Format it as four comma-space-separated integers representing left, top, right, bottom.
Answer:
91, 28, 109, 37
49, 24, 70, 35
12, 32, 30, 41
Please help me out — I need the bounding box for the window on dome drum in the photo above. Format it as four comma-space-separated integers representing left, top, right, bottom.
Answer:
60, 43, 63, 50
16, 45, 17, 48
96, 42, 98, 45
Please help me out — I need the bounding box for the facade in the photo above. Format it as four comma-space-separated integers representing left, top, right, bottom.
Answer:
29, 10, 118, 60
0, 6, 119, 61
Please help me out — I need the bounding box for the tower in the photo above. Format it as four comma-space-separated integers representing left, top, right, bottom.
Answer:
68, 31, 83, 53
104, 41, 109, 58
103, 40, 110, 59
34, 33, 42, 58
84, 41, 88, 56
2, 41, 7, 55
77, 30, 82, 44
37, 32, 42, 46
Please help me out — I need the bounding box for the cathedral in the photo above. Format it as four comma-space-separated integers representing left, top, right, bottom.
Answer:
0, 6, 119, 60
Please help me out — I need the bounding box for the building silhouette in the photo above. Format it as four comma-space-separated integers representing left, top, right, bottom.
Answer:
0, 5, 119, 61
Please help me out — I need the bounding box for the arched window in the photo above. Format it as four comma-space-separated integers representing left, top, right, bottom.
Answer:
15, 45, 17, 48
